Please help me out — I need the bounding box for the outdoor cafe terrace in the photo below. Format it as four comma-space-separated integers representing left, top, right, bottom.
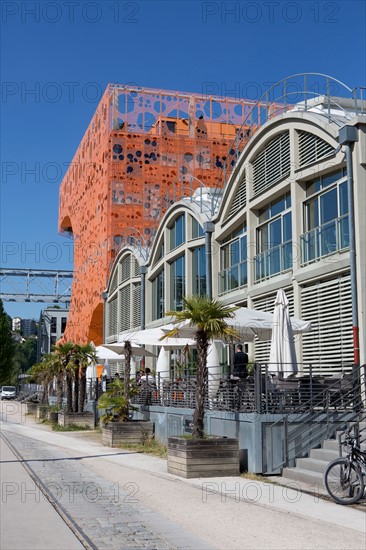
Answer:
129, 363, 365, 416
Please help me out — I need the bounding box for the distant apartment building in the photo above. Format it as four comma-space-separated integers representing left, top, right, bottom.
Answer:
12, 317, 21, 332
12, 317, 37, 337
37, 308, 69, 360
20, 318, 37, 337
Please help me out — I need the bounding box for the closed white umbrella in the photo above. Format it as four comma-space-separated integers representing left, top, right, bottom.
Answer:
207, 340, 223, 406
268, 289, 298, 378
156, 347, 171, 381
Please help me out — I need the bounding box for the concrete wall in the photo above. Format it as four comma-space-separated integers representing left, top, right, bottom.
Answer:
134, 405, 351, 474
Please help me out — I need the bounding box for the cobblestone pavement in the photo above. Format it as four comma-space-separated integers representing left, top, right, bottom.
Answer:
2, 432, 211, 550
1, 406, 365, 550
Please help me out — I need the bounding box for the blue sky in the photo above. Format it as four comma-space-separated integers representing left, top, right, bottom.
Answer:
1, 0, 365, 320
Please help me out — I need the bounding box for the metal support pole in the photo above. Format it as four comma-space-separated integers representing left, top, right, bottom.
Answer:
339, 125, 359, 366
140, 266, 147, 330
101, 291, 108, 344
203, 222, 214, 299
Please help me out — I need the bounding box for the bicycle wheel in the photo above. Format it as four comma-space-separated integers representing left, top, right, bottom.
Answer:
324, 458, 364, 505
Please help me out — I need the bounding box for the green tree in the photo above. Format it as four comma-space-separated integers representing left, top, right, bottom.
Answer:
0, 299, 15, 385
30, 355, 62, 404
13, 337, 38, 376
163, 296, 239, 438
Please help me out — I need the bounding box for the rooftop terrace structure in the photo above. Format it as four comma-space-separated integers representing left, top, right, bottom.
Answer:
59, 84, 275, 344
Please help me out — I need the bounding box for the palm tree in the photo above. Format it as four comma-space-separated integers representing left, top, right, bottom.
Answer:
30, 356, 60, 405
53, 342, 76, 412
163, 296, 239, 438
74, 343, 97, 412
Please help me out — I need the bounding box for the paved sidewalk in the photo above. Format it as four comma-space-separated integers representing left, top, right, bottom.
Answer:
0, 436, 84, 550
1, 403, 365, 550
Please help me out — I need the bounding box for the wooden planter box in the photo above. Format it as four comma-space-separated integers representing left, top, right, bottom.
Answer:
24, 403, 37, 414
102, 421, 154, 447
167, 437, 240, 479
58, 411, 95, 429
35, 405, 49, 422
46, 411, 59, 423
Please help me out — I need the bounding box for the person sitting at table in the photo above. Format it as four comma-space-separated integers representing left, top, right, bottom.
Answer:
232, 344, 248, 380
138, 368, 155, 384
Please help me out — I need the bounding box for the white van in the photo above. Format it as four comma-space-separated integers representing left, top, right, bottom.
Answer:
1, 386, 17, 400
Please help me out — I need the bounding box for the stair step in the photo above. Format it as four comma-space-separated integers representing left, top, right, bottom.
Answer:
309, 448, 339, 461
282, 467, 324, 486
295, 457, 330, 474
322, 439, 339, 451
278, 416, 366, 486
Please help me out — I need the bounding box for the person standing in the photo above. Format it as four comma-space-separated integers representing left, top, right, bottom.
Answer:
232, 344, 248, 379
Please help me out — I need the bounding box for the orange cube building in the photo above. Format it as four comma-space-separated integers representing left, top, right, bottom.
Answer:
59, 85, 262, 344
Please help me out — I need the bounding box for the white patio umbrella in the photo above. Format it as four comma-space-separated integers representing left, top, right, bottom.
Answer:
118, 327, 195, 349
100, 343, 157, 357
268, 289, 299, 378
95, 345, 122, 360
162, 306, 311, 342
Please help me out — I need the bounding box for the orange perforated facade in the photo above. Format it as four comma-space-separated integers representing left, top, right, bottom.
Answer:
59, 85, 263, 344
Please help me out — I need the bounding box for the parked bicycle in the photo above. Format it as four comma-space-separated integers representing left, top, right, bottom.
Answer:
323, 427, 366, 505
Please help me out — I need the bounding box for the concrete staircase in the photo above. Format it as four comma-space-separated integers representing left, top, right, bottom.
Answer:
282, 421, 366, 486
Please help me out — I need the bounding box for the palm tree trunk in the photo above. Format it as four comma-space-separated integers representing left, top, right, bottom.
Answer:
43, 381, 49, 405
73, 364, 79, 412
79, 366, 87, 412
66, 372, 73, 412
124, 341, 132, 419
192, 330, 209, 438
56, 377, 63, 406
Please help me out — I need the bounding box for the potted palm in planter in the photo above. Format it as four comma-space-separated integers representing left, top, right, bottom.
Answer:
163, 295, 241, 478
98, 377, 154, 447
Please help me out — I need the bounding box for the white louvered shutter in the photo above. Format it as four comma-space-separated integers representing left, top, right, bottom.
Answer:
253, 132, 290, 196
110, 269, 118, 294
121, 255, 131, 283
298, 130, 334, 167
301, 274, 353, 370
107, 297, 118, 338
132, 282, 141, 329
120, 285, 131, 331
227, 171, 246, 218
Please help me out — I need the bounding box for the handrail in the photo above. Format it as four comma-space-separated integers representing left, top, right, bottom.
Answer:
266, 364, 366, 473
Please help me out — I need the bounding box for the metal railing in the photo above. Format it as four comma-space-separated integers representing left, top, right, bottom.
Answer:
266, 364, 366, 473
254, 240, 293, 281
130, 363, 364, 414
218, 260, 248, 295
300, 214, 349, 265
